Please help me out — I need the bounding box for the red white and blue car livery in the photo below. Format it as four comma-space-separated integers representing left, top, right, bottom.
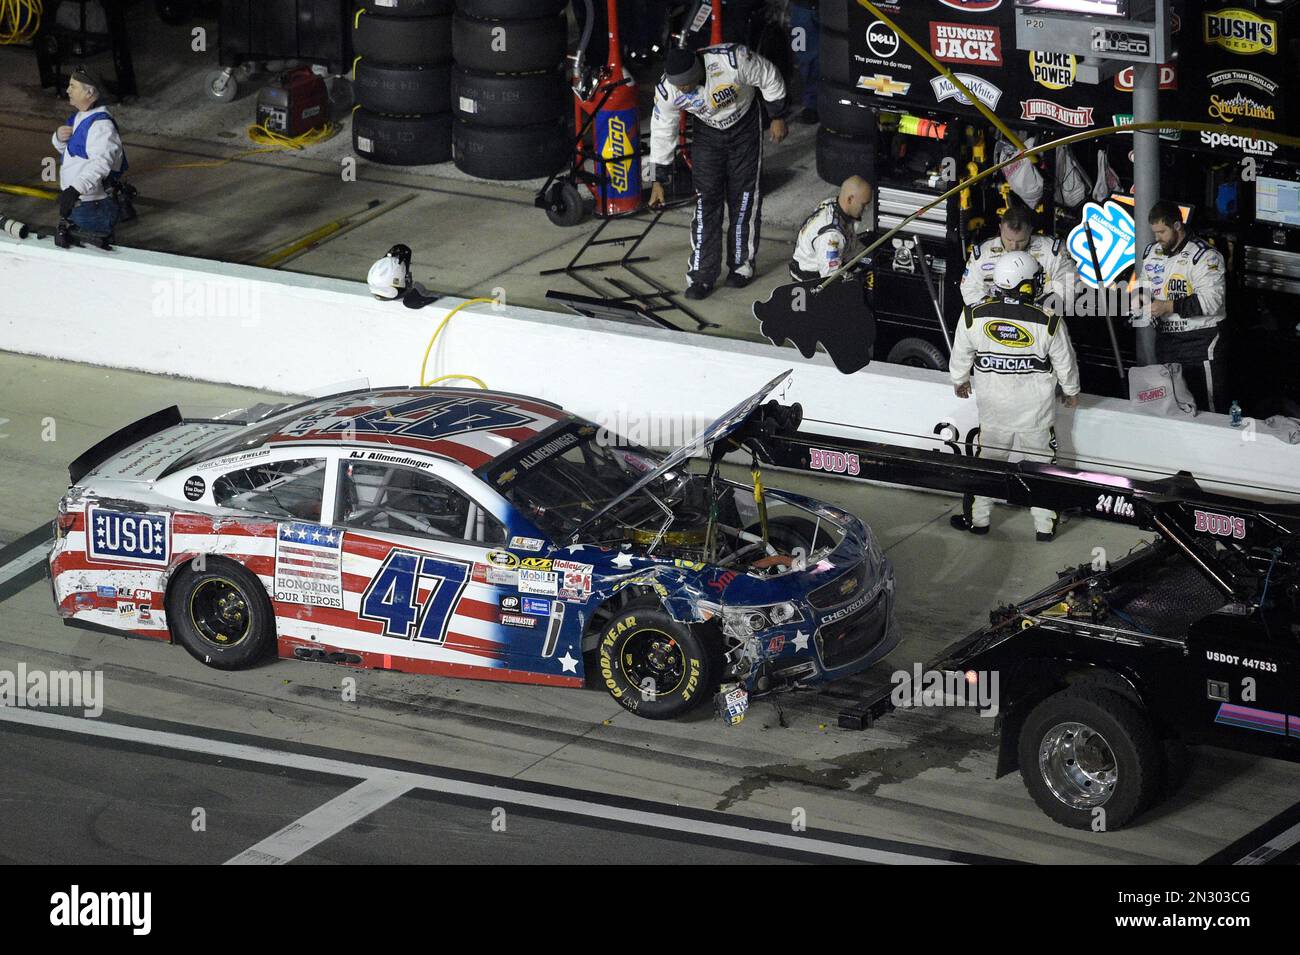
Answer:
50, 373, 898, 721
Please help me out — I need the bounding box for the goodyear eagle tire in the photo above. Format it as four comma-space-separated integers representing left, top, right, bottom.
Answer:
168, 559, 275, 671
452, 13, 566, 73
365, 0, 455, 15
354, 109, 453, 165
819, 26, 850, 87
452, 118, 568, 180
451, 66, 568, 126
598, 600, 713, 720
1018, 687, 1161, 830
353, 11, 453, 65
816, 125, 874, 185
455, 0, 568, 16
355, 61, 453, 114
819, 80, 875, 137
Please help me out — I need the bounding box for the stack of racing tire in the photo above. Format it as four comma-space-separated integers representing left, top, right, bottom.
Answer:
450, 0, 571, 181
351, 0, 456, 166
815, 1, 875, 185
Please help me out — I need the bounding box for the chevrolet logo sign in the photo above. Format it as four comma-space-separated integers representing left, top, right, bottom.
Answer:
858, 74, 910, 97
838, 576, 858, 597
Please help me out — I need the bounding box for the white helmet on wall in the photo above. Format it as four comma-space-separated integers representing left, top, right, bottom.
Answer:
367, 244, 413, 300
992, 250, 1043, 302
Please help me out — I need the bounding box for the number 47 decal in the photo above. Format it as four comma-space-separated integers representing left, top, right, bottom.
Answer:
360, 550, 470, 643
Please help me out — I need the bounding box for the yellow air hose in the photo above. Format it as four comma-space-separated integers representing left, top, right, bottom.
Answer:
419, 297, 497, 388
0, 0, 42, 45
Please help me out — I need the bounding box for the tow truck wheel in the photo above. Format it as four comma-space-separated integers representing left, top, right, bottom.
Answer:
1019, 687, 1160, 830
597, 600, 712, 720
167, 559, 276, 671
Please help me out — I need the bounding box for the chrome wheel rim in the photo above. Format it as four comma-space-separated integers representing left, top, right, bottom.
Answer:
1038, 720, 1118, 810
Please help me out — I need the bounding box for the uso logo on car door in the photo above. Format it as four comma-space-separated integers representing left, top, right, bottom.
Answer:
87, 507, 170, 566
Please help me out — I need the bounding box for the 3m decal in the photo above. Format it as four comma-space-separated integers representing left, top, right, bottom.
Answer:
359, 550, 471, 643
86, 508, 169, 566
275, 522, 344, 609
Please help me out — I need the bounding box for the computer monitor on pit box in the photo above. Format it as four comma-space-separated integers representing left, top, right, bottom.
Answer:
1256, 177, 1300, 229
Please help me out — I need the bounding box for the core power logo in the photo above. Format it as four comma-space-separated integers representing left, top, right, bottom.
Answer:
50, 886, 151, 935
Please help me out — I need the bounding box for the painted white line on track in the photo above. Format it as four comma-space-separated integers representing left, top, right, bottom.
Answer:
0, 543, 49, 587
226, 772, 413, 865
1235, 818, 1300, 865
0, 708, 958, 865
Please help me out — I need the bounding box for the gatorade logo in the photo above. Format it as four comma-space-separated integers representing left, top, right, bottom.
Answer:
1204, 9, 1277, 55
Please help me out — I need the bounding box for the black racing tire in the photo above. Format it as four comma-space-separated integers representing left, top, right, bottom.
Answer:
167, 559, 276, 670
455, 0, 568, 17
451, 65, 568, 127
452, 118, 569, 180
819, 25, 850, 87
353, 11, 454, 65
816, 125, 874, 185
452, 12, 567, 74
364, 0, 455, 15
354, 61, 453, 114
1018, 688, 1161, 831
819, 79, 875, 137
597, 600, 713, 720
820, 0, 849, 33
353, 109, 453, 165
886, 337, 946, 370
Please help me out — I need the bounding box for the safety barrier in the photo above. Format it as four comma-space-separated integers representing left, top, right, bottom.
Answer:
2, 232, 1297, 502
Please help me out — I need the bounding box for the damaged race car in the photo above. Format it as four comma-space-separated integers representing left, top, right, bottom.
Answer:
49, 371, 898, 721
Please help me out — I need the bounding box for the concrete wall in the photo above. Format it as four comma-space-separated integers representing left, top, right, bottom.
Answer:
3, 233, 1297, 502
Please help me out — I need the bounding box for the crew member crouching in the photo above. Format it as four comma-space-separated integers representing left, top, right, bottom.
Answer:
789, 175, 873, 281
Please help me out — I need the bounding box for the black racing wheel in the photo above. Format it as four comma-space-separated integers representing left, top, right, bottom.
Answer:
597, 599, 713, 720
168, 559, 276, 670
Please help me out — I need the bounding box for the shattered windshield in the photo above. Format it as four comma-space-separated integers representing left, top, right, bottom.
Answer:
490, 425, 691, 542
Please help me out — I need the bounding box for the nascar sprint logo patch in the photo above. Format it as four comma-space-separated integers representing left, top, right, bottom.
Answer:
983, 320, 1034, 348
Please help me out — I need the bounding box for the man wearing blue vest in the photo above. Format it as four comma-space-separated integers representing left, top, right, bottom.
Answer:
52, 67, 127, 239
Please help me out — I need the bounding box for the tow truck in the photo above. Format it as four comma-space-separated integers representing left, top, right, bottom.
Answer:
724, 399, 1300, 830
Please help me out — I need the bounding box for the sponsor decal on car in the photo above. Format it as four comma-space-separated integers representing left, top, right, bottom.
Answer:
500, 594, 521, 612
521, 597, 551, 616
500, 612, 538, 629
930, 73, 1002, 109
1204, 9, 1277, 55
486, 550, 519, 568
1020, 99, 1093, 128
552, 559, 593, 596
930, 22, 1002, 66
508, 535, 544, 552
473, 563, 518, 586
518, 568, 559, 596
517, 432, 578, 471
183, 475, 206, 501
275, 522, 345, 609
86, 508, 170, 567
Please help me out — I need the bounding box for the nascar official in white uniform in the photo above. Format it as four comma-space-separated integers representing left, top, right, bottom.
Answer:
789, 175, 874, 280
960, 204, 1072, 311
950, 252, 1081, 541
648, 44, 787, 299
1133, 201, 1228, 413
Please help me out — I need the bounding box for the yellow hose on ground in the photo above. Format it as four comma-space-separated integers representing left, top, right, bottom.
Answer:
0, 0, 42, 45
419, 297, 497, 388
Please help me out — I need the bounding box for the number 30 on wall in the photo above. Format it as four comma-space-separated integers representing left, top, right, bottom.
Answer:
360, 550, 470, 643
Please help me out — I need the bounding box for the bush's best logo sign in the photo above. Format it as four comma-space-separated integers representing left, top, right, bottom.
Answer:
930, 22, 1002, 66
1204, 9, 1277, 55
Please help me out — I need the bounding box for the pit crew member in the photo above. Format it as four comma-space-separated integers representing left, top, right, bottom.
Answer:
1133, 200, 1228, 414
960, 203, 1071, 311
648, 44, 788, 299
51, 66, 127, 239
789, 175, 873, 281
949, 251, 1081, 541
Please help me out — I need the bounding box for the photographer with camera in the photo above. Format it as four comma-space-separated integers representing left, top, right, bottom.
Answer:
52, 66, 129, 242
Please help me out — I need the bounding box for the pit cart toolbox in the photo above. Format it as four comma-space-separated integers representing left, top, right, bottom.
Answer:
219, 0, 352, 74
